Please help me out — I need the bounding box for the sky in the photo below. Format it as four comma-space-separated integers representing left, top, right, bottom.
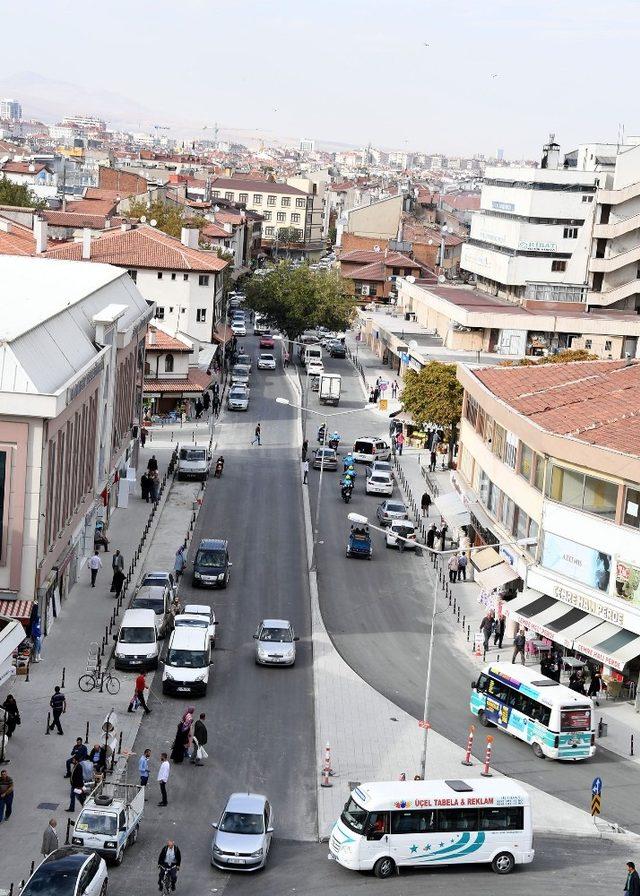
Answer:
0, 0, 639, 159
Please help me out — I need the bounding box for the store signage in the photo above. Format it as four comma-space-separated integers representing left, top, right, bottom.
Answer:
517, 240, 558, 252
542, 532, 611, 593
492, 201, 515, 212
615, 560, 640, 607
66, 360, 103, 405
553, 584, 624, 627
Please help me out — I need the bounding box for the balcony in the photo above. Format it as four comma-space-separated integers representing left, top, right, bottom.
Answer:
598, 180, 640, 206
593, 212, 640, 240
588, 277, 640, 306
589, 243, 640, 273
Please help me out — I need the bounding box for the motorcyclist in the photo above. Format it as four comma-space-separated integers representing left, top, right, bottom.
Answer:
329, 431, 341, 449
158, 840, 181, 892
342, 453, 354, 471
318, 424, 327, 444
215, 456, 224, 473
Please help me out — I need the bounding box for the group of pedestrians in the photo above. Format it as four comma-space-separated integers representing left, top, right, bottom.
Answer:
426, 522, 448, 553
447, 551, 468, 582
141, 454, 161, 504
479, 610, 507, 653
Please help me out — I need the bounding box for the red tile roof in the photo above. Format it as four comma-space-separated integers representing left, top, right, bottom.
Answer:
472, 360, 640, 458
214, 209, 243, 225
66, 198, 119, 216
0, 219, 35, 256
83, 187, 122, 201
1, 161, 51, 175
201, 222, 229, 240
340, 249, 419, 267
402, 218, 464, 247
212, 176, 307, 196
41, 210, 122, 229
44, 222, 228, 272
143, 373, 210, 395
145, 326, 191, 352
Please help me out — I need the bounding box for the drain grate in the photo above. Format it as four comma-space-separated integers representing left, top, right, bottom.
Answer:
37, 802, 59, 810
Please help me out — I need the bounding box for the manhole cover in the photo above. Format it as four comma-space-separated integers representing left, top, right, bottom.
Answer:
37, 802, 59, 810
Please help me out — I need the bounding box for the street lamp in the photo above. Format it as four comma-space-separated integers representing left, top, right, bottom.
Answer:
348, 509, 536, 779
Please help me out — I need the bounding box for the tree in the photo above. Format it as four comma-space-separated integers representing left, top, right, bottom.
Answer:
499, 348, 599, 367
127, 199, 207, 241
277, 226, 302, 245
0, 176, 45, 209
245, 261, 355, 339
401, 362, 463, 460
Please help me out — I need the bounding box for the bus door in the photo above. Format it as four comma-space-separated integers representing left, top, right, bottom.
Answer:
484, 679, 511, 728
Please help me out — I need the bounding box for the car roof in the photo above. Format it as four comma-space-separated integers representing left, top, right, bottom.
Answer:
260, 618, 291, 628
168, 626, 208, 649
133, 584, 166, 598
43, 847, 95, 869
143, 570, 171, 579
121, 608, 156, 625
198, 538, 227, 550
184, 604, 211, 615
225, 792, 268, 813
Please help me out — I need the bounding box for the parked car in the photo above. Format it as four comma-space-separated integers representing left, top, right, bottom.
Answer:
370, 460, 393, 477
259, 333, 275, 349
231, 364, 251, 385
386, 519, 418, 550
328, 340, 346, 358
211, 793, 274, 871
130, 583, 172, 636
179, 603, 218, 645
365, 471, 394, 496
254, 619, 299, 666
231, 321, 247, 336
352, 437, 391, 463
114, 608, 159, 671
21, 848, 108, 896
312, 447, 338, 470
162, 625, 212, 696
376, 500, 409, 526
236, 352, 252, 367
138, 570, 175, 601
192, 538, 231, 588
257, 353, 276, 370
227, 385, 250, 411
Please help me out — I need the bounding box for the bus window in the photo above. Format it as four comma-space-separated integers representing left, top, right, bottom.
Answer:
390, 811, 435, 835
365, 812, 388, 841
480, 807, 524, 830
487, 679, 508, 702
439, 808, 479, 832
476, 673, 489, 693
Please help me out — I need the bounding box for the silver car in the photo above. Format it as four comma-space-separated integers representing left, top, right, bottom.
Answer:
376, 500, 408, 527
211, 792, 274, 871
227, 385, 249, 411
253, 618, 299, 666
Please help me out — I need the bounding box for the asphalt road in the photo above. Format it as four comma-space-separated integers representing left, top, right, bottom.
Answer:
108, 336, 316, 895
311, 352, 640, 833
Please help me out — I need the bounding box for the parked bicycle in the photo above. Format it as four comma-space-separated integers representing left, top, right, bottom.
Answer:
78, 668, 120, 695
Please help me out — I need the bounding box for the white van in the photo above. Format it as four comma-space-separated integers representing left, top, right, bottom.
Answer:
114, 609, 159, 671
162, 625, 212, 696
329, 779, 534, 879
303, 345, 323, 367
177, 446, 211, 481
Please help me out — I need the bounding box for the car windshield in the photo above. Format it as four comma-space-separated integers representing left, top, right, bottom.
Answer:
260, 354, 274, 361
179, 449, 205, 461
341, 797, 367, 834
354, 441, 373, 454
260, 627, 292, 642
119, 626, 155, 643
386, 503, 405, 513
393, 524, 415, 536
219, 811, 265, 834
142, 574, 169, 587
75, 812, 117, 835
166, 649, 207, 667
196, 549, 225, 568
230, 389, 247, 398
21, 867, 82, 896
131, 596, 164, 614
176, 618, 208, 629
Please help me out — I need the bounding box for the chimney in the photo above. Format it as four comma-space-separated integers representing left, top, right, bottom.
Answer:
148, 326, 157, 346
34, 217, 48, 254
0, 219, 12, 234
120, 220, 131, 232
82, 227, 92, 260
180, 226, 199, 249
223, 222, 232, 234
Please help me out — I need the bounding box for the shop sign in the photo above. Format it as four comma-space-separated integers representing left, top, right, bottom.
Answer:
542, 532, 611, 594
553, 584, 624, 627
66, 360, 103, 405
517, 240, 558, 252
615, 560, 640, 607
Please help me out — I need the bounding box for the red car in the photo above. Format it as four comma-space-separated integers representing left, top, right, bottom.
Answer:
260, 333, 275, 349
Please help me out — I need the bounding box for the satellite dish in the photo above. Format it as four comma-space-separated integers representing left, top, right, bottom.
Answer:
150, 219, 157, 227
373, 245, 381, 253
406, 276, 416, 284
408, 339, 418, 349
438, 274, 446, 283
140, 215, 147, 223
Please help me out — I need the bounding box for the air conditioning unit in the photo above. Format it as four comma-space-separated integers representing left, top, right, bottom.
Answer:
361, 285, 370, 296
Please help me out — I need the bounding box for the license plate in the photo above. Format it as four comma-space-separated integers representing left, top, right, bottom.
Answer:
227, 857, 246, 864
177, 687, 190, 692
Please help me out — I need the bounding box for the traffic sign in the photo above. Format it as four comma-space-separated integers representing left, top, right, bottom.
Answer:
591, 794, 601, 816
592, 776, 602, 796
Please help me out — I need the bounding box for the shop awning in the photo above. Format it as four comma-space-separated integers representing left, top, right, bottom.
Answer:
475, 562, 520, 593
572, 622, 640, 672
434, 491, 470, 529
472, 546, 502, 571
213, 324, 234, 344
0, 599, 33, 623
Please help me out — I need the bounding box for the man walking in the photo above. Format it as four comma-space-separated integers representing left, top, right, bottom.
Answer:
0, 769, 13, 822
396, 431, 405, 456
301, 439, 308, 462
421, 492, 431, 517
447, 553, 459, 583
157, 752, 170, 806
147, 454, 158, 474
88, 551, 102, 588
302, 458, 309, 484
479, 611, 495, 653
66, 757, 85, 813
48, 686, 66, 735
457, 552, 468, 581
251, 423, 261, 446
493, 613, 505, 648
624, 861, 640, 896
512, 628, 526, 665
128, 671, 151, 714
41, 818, 59, 856
139, 749, 151, 794
192, 713, 208, 766
426, 523, 437, 551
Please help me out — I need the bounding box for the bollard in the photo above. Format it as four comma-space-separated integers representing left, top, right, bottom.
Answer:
462, 614, 465, 629
448, 591, 452, 607
453, 597, 457, 614
483, 648, 487, 662
632, 734, 635, 757
467, 625, 471, 642
29, 861, 35, 876
118, 730, 123, 756
457, 606, 461, 623
85, 721, 89, 744
25, 662, 30, 682
480, 735, 494, 777
105, 625, 109, 644
45, 711, 51, 735
461, 725, 475, 766
61, 667, 66, 689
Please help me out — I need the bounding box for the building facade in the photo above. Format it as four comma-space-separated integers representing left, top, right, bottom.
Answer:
0, 99, 22, 120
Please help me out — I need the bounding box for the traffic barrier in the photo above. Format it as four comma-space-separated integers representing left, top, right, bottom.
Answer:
480, 736, 494, 776
320, 742, 333, 788
461, 725, 475, 766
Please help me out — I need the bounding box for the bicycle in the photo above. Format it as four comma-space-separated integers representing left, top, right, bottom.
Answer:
78, 668, 120, 695
159, 866, 178, 894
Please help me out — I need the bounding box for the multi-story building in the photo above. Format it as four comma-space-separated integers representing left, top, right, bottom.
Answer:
0, 161, 57, 199
0, 255, 152, 633
456, 358, 640, 690
0, 99, 22, 120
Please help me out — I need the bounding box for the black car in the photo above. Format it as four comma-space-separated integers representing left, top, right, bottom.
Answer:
329, 340, 346, 358
21, 848, 107, 896
192, 538, 232, 588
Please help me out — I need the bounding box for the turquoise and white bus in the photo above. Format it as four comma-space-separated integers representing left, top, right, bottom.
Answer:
329, 778, 533, 879
471, 663, 595, 760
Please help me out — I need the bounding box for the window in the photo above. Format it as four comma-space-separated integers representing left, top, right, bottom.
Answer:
439, 808, 478, 832
585, 339, 592, 349
551, 260, 567, 272
157, 271, 163, 279
265, 226, 274, 236
181, 307, 186, 313
239, 192, 248, 203
296, 197, 306, 208
480, 807, 524, 831
263, 211, 272, 221
267, 195, 277, 206
169, 307, 174, 313
514, 506, 529, 540
127, 269, 137, 283
533, 453, 545, 491
519, 444, 533, 481
211, 190, 220, 198
276, 211, 286, 222
253, 194, 262, 204
582, 194, 594, 203
464, 394, 479, 427
624, 487, 640, 528
583, 475, 618, 518
183, 274, 189, 281
604, 340, 612, 351
164, 353, 174, 372
563, 227, 578, 239
546, 463, 618, 519
155, 307, 165, 320
199, 275, 210, 286
225, 192, 233, 201
492, 424, 506, 460
281, 196, 290, 207
171, 272, 176, 281
391, 810, 437, 835
488, 480, 500, 516
504, 432, 518, 469
291, 213, 301, 223
196, 308, 207, 323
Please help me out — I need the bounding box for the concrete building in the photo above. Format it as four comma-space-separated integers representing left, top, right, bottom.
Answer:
339, 248, 425, 303
337, 194, 404, 249
143, 323, 211, 415
0, 256, 152, 630
0, 161, 57, 200
456, 359, 640, 690
0, 99, 22, 120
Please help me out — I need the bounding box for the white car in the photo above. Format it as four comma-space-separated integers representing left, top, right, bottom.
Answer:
231, 321, 247, 336
257, 353, 277, 370
178, 603, 218, 645
365, 471, 394, 495
227, 385, 249, 411
371, 460, 393, 477
307, 361, 324, 378
386, 519, 418, 550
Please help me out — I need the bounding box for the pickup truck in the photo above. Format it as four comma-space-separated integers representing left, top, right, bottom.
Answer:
72, 781, 144, 865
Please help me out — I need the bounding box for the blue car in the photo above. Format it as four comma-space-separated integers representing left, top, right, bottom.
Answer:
346, 526, 372, 559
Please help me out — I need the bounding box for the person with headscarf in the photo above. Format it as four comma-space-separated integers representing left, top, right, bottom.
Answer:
170, 707, 193, 764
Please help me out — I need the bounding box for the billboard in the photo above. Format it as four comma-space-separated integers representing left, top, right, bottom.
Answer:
616, 560, 640, 607
541, 532, 611, 593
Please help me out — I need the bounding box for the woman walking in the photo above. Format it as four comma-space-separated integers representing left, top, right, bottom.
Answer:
170, 707, 194, 763
1, 695, 19, 739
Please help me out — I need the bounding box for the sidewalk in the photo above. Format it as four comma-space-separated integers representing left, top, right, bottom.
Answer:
0, 420, 212, 892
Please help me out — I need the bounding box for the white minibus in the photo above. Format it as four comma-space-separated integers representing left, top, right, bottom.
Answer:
329, 778, 533, 879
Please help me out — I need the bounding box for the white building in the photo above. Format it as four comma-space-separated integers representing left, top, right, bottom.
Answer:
0, 99, 22, 120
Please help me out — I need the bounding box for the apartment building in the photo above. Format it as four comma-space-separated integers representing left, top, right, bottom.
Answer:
0, 256, 152, 631
456, 359, 640, 690
0, 99, 22, 120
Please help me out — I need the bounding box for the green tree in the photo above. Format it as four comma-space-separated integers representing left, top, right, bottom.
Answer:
245, 261, 355, 339
499, 348, 599, 367
328, 224, 337, 245
401, 361, 463, 459
127, 199, 207, 240
0, 176, 45, 208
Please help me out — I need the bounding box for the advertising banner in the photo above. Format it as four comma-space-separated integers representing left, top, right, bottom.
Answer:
541, 533, 611, 593
615, 560, 640, 607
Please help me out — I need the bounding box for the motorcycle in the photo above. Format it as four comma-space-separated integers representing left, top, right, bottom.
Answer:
341, 484, 353, 504
328, 432, 341, 451
214, 457, 224, 478
317, 425, 327, 445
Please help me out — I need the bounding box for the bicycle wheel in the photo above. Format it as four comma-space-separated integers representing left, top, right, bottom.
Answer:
78, 673, 96, 692
105, 675, 120, 695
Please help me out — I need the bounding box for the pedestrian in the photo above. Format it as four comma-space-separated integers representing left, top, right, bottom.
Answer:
369, 387, 375, 403
447, 553, 458, 583
88, 550, 102, 588
588, 668, 603, 706
110, 550, 125, 598
426, 523, 437, 550
157, 752, 170, 806
569, 669, 586, 695
396, 431, 405, 456
139, 749, 151, 792
251, 423, 261, 446
32, 615, 42, 662
479, 611, 495, 652
195, 399, 203, 420
493, 613, 505, 648
429, 448, 437, 472
174, 545, 186, 583
41, 818, 59, 856
421, 492, 431, 517
373, 386, 380, 403
438, 523, 448, 551
512, 628, 526, 665
140, 471, 150, 502
89, 743, 103, 772
0, 770, 14, 822
301, 439, 308, 462
203, 391, 210, 412
158, 840, 181, 892
191, 713, 208, 766
457, 552, 468, 581
64, 738, 88, 777
48, 686, 66, 735
624, 861, 640, 896
1, 694, 19, 739
213, 381, 220, 399
147, 454, 158, 473
66, 756, 86, 813
140, 426, 148, 448
212, 394, 220, 416
302, 459, 309, 484
128, 671, 151, 714
284, 348, 290, 367
376, 376, 382, 387
150, 469, 160, 504
171, 707, 193, 763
